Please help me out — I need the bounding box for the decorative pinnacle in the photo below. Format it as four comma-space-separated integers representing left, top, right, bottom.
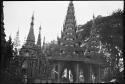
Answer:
43, 36, 45, 44
93, 13, 95, 20
92, 13, 96, 25
69, 0, 73, 6
27, 13, 35, 44
31, 12, 34, 25
32, 11, 34, 20
39, 25, 41, 32
43, 36, 45, 42
17, 28, 19, 35
37, 25, 42, 47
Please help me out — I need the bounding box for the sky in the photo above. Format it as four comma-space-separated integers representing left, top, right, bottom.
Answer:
3, 1, 123, 47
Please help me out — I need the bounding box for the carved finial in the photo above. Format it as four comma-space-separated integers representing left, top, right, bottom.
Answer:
32, 11, 34, 20
43, 36, 45, 43
93, 13, 95, 20
69, 0, 73, 6
39, 25, 41, 32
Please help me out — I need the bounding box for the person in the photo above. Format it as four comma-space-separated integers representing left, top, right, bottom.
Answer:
69, 70, 73, 83
92, 74, 95, 83
62, 68, 68, 82
79, 71, 84, 83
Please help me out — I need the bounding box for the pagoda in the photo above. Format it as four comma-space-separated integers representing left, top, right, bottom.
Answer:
48, 1, 81, 83
37, 25, 41, 48
59, 1, 79, 58
13, 29, 21, 55
48, 1, 106, 83
19, 13, 52, 83
19, 13, 38, 83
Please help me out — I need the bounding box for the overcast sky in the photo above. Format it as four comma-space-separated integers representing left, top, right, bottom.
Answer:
3, 1, 123, 46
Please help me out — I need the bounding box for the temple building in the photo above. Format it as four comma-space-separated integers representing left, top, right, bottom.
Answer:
48, 1, 107, 83
18, 1, 108, 83
19, 13, 51, 83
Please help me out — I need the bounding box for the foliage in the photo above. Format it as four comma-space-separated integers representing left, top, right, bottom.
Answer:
77, 21, 92, 42
1, 36, 23, 83
1, 57, 23, 83
79, 9, 123, 82
98, 10, 123, 80
44, 40, 60, 57
3, 36, 14, 68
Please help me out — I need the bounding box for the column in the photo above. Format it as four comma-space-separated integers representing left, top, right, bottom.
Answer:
57, 62, 61, 83
89, 64, 92, 83
85, 64, 89, 83
76, 63, 79, 83
98, 64, 101, 83
51, 64, 55, 80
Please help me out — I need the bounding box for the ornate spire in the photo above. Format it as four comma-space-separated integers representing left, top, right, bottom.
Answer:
62, 1, 77, 38
37, 25, 41, 47
69, 1, 73, 6
43, 36, 45, 46
14, 29, 20, 48
59, 1, 78, 57
91, 14, 97, 36
31, 12, 34, 25
26, 13, 35, 45
63, 1, 76, 31
42, 36, 46, 53
92, 14, 95, 26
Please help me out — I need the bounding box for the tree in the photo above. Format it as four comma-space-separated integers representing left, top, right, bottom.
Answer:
99, 10, 123, 82
1, 57, 23, 83
0, 1, 7, 70
78, 9, 123, 82
4, 36, 14, 68
1, 36, 23, 83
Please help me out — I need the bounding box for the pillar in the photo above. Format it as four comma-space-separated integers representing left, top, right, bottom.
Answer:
98, 64, 101, 83
51, 63, 55, 80
89, 64, 92, 83
57, 62, 61, 83
84, 64, 89, 83
76, 63, 79, 83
